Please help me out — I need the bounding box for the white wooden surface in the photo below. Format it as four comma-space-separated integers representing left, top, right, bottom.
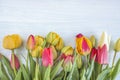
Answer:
0, 0, 120, 79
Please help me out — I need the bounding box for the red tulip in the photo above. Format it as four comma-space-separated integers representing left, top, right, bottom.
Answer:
10, 54, 20, 70
90, 47, 98, 62
90, 44, 108, 64
42, 48, 53, 67
27, 35, 35, 50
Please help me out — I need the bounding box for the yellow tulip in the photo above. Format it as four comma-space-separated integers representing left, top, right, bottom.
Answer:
61, 46, 73, 56
3, 34, 22, 49
90, 35, 96, 47
114, 38, 120, 52
76, 33, 92, 56
46, 32, 60, 46
31, 46, 43, 58
35, 35, 46, 48
55, 37, 64, 51
51, 45, 57, 60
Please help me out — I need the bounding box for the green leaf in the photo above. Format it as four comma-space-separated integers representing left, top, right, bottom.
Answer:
2, 55, 15, 79
54, 70, 64, 80
80, 68, 86, 80
111, 58, 120, 80
94, 62, 102, 79
15, 67, 22, 80
0, 62, 9, 80
96, 68, 111, 80
21, 64, 30, 80
51, 60, 63, 80
29, 53, 36, 79
34, 63, 41, 80
86, 56, 95, 80
72, 66, 79, 80
43, 66, 51, 80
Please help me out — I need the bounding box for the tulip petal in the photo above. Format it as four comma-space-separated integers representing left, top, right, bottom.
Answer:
82, 38, 90, 52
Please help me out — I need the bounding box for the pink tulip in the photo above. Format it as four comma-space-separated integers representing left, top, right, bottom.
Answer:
42, 48, 53, 67
61, 54, 74, 72
90, 44, 108, 64
27, 35, 35, 50
97, 44, 108, 64
10, 54, 20, 70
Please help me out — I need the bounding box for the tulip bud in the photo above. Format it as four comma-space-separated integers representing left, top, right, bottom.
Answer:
62, 55, 74, 72
90, 35, 96, 47
51, 45, 57, 60
114, 38, 120, 52
55, 37, 64, 51
10, 54, 20, 70
3, 34, 22, 49
31, 46, 43, 58
46, 32, 60, 46
42, 48, 53, 67
35, 35, 46, 48
61, 46, 73, 56
27, 35, 35, 50
76, 33, 92, 56
76, 55, 82, 69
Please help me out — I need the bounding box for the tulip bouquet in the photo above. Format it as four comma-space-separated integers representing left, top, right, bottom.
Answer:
0, 32, 120, 80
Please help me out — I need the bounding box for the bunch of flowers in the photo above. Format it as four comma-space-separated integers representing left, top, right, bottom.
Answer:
0, 32, 120, 80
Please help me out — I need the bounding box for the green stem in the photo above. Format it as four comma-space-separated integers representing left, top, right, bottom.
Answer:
85, 56, 88, 68
12, 49, 17, 76
26, 49, 30, 72
64, 71, 67, 80
112, 51, 117, 66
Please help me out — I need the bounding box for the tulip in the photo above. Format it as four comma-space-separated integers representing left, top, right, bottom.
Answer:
10, 54, 20, 70
90, 44, 108, 64
76, 33, 92, 56
31, 46, 43, 58
114, 38, 120, 52
97, 44, 108, 64
42, 48, 53, 67
46, 32, 60, 46
98, 32, 111, 51
35, 35, 46, 48
61, 46, 73, 56
27, 35, 35, 50
55, 37, 64, 51
51, 45, 57, 60
61, 54, 74, 72
90, 35, 96, 47
3, 34, 22, 49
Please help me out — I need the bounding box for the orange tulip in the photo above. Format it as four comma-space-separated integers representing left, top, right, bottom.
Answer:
76, 33, 92, 56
